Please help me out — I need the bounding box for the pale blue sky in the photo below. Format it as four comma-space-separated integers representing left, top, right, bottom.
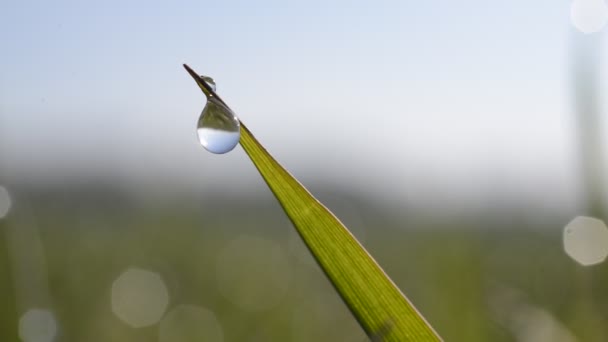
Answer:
1, 0, 606, 211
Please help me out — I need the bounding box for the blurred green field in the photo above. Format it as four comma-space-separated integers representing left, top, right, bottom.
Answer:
1, 186, 606, 341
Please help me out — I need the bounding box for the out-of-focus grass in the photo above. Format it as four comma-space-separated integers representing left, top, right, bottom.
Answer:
0, 223, 19, 341
1, 191, 606, 341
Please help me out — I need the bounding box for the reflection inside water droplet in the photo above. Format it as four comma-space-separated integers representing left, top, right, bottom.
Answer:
197, 96, 240, 154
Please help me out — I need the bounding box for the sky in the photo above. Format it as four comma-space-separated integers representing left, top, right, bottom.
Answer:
1, 0, 607, 212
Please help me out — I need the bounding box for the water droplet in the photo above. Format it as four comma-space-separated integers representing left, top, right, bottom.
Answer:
197, 96, 240, 154
201, 75, 216, 92
183, 65, 241, 154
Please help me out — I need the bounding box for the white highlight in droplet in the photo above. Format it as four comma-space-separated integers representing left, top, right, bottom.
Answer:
18, 308, 58, 342
159, 305, 224, 342
570, 0, 608, 34
563, 216, 608, 266
111, 268, 169, 327
216, 235, 290, 312
0, 185, 12, 219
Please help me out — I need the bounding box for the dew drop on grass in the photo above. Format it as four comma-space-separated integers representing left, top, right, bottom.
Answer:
201, 75, 216, 92
196, 78, 241, 154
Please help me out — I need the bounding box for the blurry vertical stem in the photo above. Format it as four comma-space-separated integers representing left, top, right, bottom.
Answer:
238, 123, 441, 341
570, 32, 607, 341
572, 34, 605, 219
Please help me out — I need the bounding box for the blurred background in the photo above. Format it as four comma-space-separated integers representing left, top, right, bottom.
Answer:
2, 0, 608, 340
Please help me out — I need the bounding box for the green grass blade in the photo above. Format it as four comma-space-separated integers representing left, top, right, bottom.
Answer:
238, 122, 441, 341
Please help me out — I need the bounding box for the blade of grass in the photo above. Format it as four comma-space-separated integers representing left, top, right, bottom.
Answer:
238, 122, 441, 341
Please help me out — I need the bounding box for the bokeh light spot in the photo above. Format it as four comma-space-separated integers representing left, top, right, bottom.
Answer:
216, 235, 290, 312
0, 185, 12, 219
18, 308, 58, 342
159, 305, 223, 342
563, 216, 608, 266
570, 0, 608, 34
110, 268, 169, 328
489, 287, 577, 342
